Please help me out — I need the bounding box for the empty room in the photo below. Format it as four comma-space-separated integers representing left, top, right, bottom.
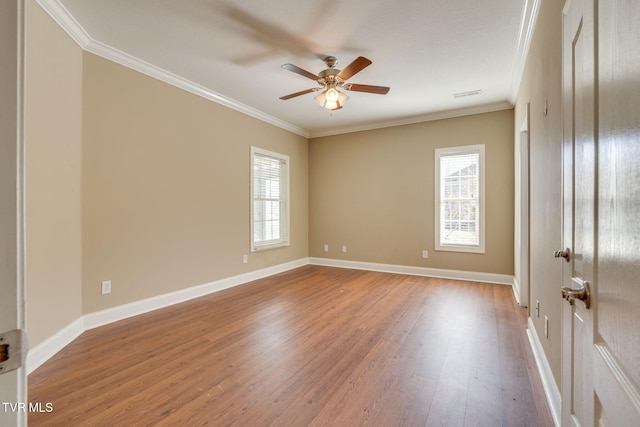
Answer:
2, 0, 639, 426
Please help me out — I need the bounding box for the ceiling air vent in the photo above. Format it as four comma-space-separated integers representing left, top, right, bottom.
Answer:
453, 89, 483, 98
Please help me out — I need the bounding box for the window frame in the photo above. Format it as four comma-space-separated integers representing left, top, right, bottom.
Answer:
434, 144, 485, 254
250, 146, 290, 252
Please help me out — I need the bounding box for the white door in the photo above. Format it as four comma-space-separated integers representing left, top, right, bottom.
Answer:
561, 0, 596, 424
0, 1, 27, 426
561, 0, 640, 426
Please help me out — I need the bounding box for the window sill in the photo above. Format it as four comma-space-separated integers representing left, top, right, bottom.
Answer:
435, 244, 485, 254
251, 242, 290, 252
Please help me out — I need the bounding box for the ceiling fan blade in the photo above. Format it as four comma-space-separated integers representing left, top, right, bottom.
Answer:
337, 56, 372, 81
345, 84, 390, 95
279, 88, 317, 100
281, 64, 320, 81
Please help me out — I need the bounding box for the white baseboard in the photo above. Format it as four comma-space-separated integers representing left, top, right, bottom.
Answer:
309, 257, 515, 285
26, 317, 84, 375
526, 317, 562, 427
27, 257, 516, 374
27, 258, 310, 374
83, 258, 310, 330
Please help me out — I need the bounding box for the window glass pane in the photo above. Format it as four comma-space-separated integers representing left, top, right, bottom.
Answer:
436, 147, 482, 250
251, 148, 289, 250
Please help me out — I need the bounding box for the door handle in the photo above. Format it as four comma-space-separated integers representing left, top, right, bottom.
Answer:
561, 279, 591, 309
554, 248, 571, 261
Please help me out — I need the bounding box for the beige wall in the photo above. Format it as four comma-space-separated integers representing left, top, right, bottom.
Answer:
24, 0, 84, 347
24, 1, 307, 343
514, 0, 564, 388
309, 110, 514, 275
81, 54, 308, 313
24, 1, 527, 357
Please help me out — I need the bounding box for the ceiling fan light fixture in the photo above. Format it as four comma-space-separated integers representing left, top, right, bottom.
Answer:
280, 56, 387, 111
325, 87, 340, 102
325, 100, 339, 110
314, 87, 349, 110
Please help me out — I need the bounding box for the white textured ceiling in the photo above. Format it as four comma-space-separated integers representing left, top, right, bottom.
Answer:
50, 0, 536, 137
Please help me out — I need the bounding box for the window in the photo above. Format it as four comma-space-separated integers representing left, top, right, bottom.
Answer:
251, 147, 290, 251
435, 144, 485, 253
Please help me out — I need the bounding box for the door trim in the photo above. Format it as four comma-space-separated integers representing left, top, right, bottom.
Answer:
514, 103, 531, 307
0, 0, 27, 425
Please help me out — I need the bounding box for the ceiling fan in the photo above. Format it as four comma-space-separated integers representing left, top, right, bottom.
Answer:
279, 56, 390, 110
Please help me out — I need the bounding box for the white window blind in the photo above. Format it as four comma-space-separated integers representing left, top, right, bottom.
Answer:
435, 145, 485, 253
251, 147, 289, 251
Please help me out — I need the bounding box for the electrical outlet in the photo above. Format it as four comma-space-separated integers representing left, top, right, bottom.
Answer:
544, 315, 549, 338
243, 254, 248, 264
422, 250, 429, 259
536, 300, 540, 318
342, 245, 347, 253
101, 280, 111, 295
323, 244, 329, 252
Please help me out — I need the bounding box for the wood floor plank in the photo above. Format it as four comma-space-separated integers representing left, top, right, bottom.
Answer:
307, 278, 433, 426
461, 283, 504, 427
28, 266, 553, 426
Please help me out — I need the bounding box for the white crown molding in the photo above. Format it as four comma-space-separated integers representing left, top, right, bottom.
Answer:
84, 38, 310, 138
35, 0, 91, 46
509, 0, 542, 103
37, 0, 520, 141
527, 318, 562, 427
308, 101, 514, 138
35, 0, 310, 138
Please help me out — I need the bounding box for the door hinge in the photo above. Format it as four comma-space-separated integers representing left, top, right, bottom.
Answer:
0, 329, 28, 375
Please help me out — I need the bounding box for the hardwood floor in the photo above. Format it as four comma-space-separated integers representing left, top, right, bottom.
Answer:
28, 266, 553, 426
